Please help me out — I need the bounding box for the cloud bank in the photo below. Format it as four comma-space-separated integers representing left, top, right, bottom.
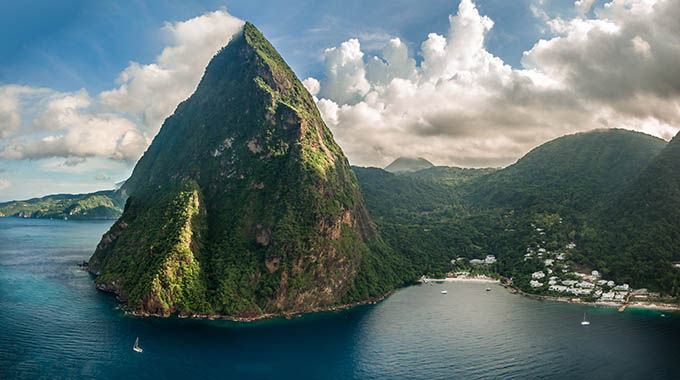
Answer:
306, 0, 680, 167
0, 10, 244, 163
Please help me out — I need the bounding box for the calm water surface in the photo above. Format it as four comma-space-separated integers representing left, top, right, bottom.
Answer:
1, 217, 679, 379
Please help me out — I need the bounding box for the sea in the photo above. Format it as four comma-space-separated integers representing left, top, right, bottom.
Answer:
1, 217, 679, 379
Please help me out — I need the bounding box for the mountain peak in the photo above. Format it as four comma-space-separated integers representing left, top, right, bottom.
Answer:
384, 157, 434, 173
90, 23, 405, 319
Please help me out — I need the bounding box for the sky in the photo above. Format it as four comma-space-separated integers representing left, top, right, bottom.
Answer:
1, 0, 679, 201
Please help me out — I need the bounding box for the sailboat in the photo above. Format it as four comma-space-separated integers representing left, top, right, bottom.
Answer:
133, 337, 143, 353
581, 313, 590, 326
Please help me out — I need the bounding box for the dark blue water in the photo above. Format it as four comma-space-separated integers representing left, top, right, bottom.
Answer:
1, 218, 679, 379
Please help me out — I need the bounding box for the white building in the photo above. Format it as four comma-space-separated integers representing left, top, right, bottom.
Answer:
484, 255, 497, 264
591, 270, 600, 277
607, 280, 615, 287
470, 259, 485, 265
549, 285, 568, 292
532, 271, 546, 279
577, 281, 595, 289
544, 259, 554, 267
548, 280, 557, 285
566, 243, 576, 249
562, 280, 577, 286
601, 292, 615, 301
614, 284, 630, 291
530, 280, 544, 288
556, 253, 566, 260
567, 288, 592, 295
597, 280, 608, 286
538, 248, 547, 253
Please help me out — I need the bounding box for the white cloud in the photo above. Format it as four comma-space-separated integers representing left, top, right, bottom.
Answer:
318, 39, 371, 105
100, 9, 244, 139
0, 178, 9, 191
302, 77, 321, 97
0, 10, 244, 163
311, 0, 680, 167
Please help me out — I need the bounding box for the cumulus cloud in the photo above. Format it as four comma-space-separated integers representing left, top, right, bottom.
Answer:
0, 10, 244, 162
100, 10, 244, 139
310, 0, 680, 167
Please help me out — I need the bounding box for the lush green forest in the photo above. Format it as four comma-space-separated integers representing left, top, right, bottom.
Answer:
0, 191, 123, 220
353, 129, 680, 299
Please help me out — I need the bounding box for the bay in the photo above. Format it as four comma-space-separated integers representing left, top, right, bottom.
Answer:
1, 217, 678, 379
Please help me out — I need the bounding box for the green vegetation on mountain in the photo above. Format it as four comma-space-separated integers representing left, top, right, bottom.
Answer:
384, 157, 434, 173
89, 23, 412, 318
0, 191, 123, 220
580, 131, 680, 294
401, 166, 497, 186
466, 129, 667, 214
352, 129, 680, 298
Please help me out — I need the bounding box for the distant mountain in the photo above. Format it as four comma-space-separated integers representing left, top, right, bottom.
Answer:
582, 131, 680, 292
403, 166, 497, 185
0, 191, 123, 220
384, 157, 434, 173
88, 23, 410, 319
465, 129, 667, 214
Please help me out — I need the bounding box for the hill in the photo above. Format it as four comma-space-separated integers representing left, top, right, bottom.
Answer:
465, 129, 667, 214
402, 166, 497, 186
0, 191, 123, 220
384, 157, 434, 173
88, 23, 411, 319
581, 131, 680, 294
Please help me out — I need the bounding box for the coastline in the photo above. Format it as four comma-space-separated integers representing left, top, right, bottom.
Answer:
501, 283, 680, 312
420, 275, 500, 284
420, 274, 680, 313
96, 283, 396, 322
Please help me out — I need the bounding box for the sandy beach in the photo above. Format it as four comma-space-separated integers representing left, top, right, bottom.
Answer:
422, 276, 500, 284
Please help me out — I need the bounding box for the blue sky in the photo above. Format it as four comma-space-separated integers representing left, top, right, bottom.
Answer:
1, 0, 678, 201
0, 0, 560, 91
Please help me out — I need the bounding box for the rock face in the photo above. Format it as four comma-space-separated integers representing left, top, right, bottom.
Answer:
89, 23, 405, 318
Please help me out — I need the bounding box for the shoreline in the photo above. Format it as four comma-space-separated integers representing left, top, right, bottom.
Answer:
420, 275, 500, 284
500, 283, 680, 313
96, 283, 396, 322
420, 274, 680, 313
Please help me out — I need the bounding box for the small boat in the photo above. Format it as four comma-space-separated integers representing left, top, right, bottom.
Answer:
486, 287, 491, 292
580, 313, 590, 326
441, 290, 448, 294
133, 337, 143, 353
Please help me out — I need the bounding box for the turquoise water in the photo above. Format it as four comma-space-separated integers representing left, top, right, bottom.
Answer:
1, 218, 679, 379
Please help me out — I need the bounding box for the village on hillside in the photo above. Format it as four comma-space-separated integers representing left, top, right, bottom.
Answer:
440, 221, 668, 309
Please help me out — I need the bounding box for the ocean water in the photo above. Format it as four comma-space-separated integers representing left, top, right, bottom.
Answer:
1, 217, 679, 379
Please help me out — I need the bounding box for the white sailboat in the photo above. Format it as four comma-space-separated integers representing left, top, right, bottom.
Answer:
133, 337, 143, 353
581, 313, 590, 326
441, 290, 448, 294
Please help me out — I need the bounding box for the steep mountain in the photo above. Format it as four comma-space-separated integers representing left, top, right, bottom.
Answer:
89, 23, 410, 319
0, 191, 123, 220
384, 157, 434, 173
465, 129, 667, 214
581, 131, 680, 294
